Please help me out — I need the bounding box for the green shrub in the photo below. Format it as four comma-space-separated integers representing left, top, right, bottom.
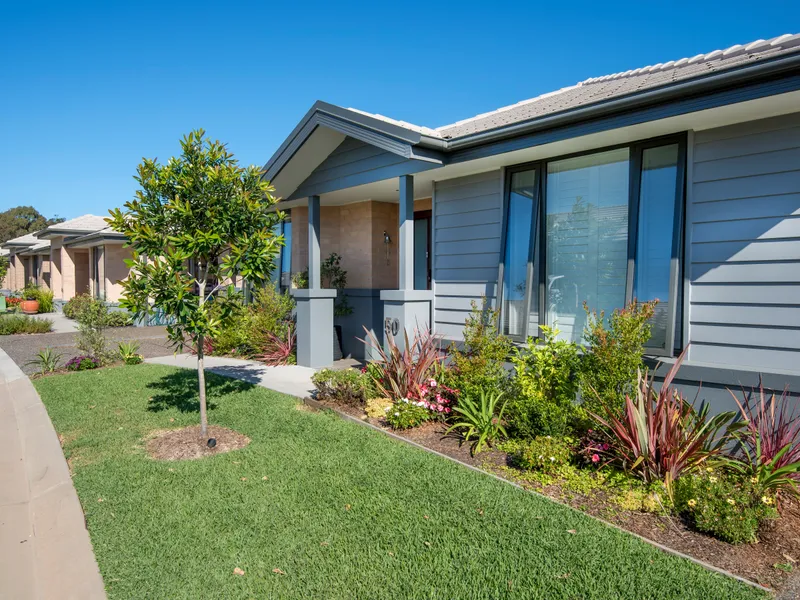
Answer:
118, 341, 143, 365
0, 315, 53, 335
579, 300, 657, 415
105, 311, 132, 327
504, 436, 574, 475
442, 298, 511, 402
675, 469, 777, 544
63, 293, 93, 320
76, 299, 112, 364
508, 324, 581, 438
385, 399, 431, 430
312, 368, 377, 405
365, 397, 393, 419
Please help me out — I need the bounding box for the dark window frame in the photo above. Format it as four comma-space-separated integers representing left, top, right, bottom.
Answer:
497, 132, 687, 354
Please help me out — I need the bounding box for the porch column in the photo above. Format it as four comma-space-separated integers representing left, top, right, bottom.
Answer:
291, 195, 336, 368
380, 175, 433, 352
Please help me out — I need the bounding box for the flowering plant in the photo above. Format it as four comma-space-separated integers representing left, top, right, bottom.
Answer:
415, 377, 457, 417
65, 355, 100, 371
575, 428, 611, 469
674, 469, 777, 544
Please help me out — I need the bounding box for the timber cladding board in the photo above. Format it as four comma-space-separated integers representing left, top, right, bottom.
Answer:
688, 112, 800, 373
433, 170, 503, 340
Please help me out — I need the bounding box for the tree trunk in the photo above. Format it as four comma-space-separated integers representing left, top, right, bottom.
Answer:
197, 333, 208, 438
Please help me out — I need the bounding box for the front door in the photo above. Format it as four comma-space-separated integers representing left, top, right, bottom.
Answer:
413, 210, 431, 290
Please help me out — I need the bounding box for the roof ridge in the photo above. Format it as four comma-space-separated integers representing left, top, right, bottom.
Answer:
434, 84, 581, 132
581, 33, 800, 85
345, 107, 442, 138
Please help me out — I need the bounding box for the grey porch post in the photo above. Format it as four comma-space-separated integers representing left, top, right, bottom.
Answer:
380, 175, 434, 352
291, 195, 336, 368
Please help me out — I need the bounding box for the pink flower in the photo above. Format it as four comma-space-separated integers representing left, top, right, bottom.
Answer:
444, 407, 451, 413
429, 379, 437, 387
591, 454, 600, 463
437, 405, 444, 412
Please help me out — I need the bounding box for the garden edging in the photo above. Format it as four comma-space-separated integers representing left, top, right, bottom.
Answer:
302, 396, 774, 595
0, 347, 106, 599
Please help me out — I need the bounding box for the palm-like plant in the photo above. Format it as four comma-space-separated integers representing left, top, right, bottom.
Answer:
360, 326, 442, 401
589, 351, 736, 499
26, 347, 62, 375
446, 389, 508, 454
728, 382, 800, 483
257, 325, 296, 366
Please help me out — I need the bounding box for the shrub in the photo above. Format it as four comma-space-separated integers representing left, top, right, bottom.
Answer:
26, 347, 62, 375
254, 325, 296, 366
65, 355, 100, 371
446, 389, 508, 454
361, 326, 442, 402
312, 368, 377, 405
505, 436, 574, 474
675, 469, 777, 544
293, 253, 353, 317
508, 324, 581, 438
63, 293, 93, 319
118, 341, 143, 365
442, 299, 511, 403
726, 382, 800, 499
365, 398, 393, 419
574, 428, 611, 469
105, 311, 132, 327
0, 315, 53, 335
590, 351, 735, 498
385, 399, 432, 430
75, 299, 112, 364
580, 299, 657, 414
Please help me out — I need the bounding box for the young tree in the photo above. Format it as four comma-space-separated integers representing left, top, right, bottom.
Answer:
107, 129, 283, 437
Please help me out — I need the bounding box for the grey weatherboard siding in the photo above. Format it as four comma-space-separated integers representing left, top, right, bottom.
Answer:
432, 170, 503, 340
687, 112, 800, 374
291, 137, 437, 200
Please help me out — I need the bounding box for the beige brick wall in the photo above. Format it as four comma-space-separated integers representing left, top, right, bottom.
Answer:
104, 243, 132, 302
289, 198, 430, 289
14, 255, 26, 289
50, 238, 63, 299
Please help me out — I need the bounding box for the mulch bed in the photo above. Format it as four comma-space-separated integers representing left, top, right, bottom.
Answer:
312, 398, 800, 594
146, 425, 250, 461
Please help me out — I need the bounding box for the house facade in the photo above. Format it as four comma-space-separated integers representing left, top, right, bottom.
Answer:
263, 33, 800, 411
1, 215, 133, 309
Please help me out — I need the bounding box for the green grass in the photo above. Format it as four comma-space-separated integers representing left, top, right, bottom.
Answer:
35, 365, 766, 600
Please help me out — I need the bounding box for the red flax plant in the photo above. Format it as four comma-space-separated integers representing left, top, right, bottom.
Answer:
590, 350, 736, 499
360, 326, 443, 401
726, 382, 800, 499
255, 325, 296, 366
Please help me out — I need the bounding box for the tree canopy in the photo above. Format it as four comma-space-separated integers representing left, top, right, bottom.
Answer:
107, 129, 284, 436
0, 206, 64, 243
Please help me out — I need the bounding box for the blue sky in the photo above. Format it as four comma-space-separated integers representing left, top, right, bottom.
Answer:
1, 0, 798, 220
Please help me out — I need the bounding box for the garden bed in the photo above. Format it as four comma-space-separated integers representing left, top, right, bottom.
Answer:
312, 398, 800, 593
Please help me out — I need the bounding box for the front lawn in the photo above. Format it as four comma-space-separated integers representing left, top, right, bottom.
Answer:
35, 365, 766, 600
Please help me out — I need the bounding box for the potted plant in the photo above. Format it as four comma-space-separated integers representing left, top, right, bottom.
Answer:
20, 286, 40, 315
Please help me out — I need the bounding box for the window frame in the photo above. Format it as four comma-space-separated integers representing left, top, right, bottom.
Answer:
497, 132, 687, 353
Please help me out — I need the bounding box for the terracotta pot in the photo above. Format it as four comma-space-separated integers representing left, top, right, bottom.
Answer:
20, 300, 39, 314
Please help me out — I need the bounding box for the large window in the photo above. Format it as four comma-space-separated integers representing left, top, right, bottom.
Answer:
499, 135, 685, 354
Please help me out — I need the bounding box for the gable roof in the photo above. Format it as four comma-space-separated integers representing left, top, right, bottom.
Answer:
263, 33, 800, 198
36, 214, 109, 239
435, 33, 800, 139
3, 232, 42, 247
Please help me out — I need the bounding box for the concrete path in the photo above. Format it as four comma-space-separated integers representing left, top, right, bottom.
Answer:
41, 313, 78, 334
146, 353, 318, 398
0, 348, 106, 600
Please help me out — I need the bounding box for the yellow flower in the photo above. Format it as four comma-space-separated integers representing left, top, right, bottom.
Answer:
709, 476, 718, 483
726, 498, 736, 505
761, 496, 774, 506
706, 467, 714, 473
687, 499, 697, 508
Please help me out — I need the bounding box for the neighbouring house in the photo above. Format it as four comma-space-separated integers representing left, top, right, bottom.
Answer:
34, 215, 131, 310
1, 232, 52, 291
262, 33, 800, 412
